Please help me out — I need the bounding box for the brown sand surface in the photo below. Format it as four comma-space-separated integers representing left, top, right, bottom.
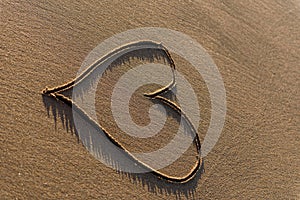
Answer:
1, 0, 299, 199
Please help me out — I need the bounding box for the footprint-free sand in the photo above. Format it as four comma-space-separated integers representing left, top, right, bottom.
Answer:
1, 0, 299, 199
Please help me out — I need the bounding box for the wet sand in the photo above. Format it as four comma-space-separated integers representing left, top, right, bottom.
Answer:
1, 0, 299, 199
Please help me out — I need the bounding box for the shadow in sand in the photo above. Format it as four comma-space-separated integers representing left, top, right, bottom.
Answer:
58, 48, 176, 100
42, 48, 204, 199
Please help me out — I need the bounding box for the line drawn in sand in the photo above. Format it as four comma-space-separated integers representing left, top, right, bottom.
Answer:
42, 40, 204, 184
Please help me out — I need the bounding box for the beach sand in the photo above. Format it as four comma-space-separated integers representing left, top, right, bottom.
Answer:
1, 0, 299, 199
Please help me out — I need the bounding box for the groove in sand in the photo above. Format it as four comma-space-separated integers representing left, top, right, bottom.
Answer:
42, 40, 203, 183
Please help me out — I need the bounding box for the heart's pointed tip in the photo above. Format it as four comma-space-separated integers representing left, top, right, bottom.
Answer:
41, 87, 49, 95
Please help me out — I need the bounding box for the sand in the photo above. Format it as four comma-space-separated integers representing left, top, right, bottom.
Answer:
1, 0, 299, 199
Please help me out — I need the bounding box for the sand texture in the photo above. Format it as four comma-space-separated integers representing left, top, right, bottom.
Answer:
1, 0, 300, 199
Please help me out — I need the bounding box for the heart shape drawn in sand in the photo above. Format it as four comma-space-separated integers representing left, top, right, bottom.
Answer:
41, 41, 203, 183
